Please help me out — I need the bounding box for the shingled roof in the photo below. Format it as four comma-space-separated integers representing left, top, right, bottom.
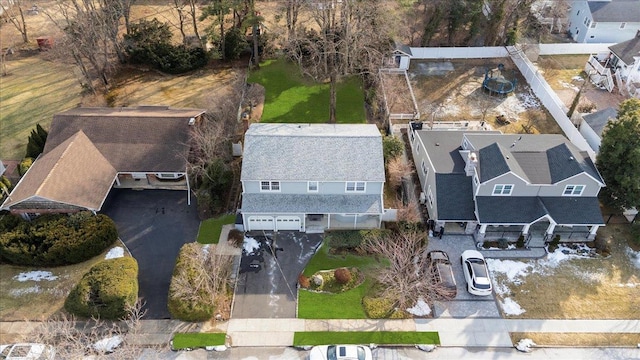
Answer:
588, 0, 640, 23
609, 36, 640, 65
2, 131, 117, 211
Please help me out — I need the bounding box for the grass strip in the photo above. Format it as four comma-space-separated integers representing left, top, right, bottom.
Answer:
298, 279, 371, 319
172, 333, 226, 349
293, 331, 440, 346
197, 214, 236, 244
510, 332, 640, 347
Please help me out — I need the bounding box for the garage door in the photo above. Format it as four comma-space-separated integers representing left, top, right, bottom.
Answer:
276, 216, 302, 231
247, 216, 275, 231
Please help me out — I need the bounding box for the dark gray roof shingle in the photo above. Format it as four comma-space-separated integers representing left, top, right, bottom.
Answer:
588, 0, 640, 23
476, 196, 548, 223
435, 174, 476, 220
609, 36, 640, 65
541, 197, 604, 225
478, 143, 510, 182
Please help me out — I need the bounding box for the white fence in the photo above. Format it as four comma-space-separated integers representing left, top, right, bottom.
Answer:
507, 46, 595, 158
408, 46, 508, 59
537, 43, 615, 55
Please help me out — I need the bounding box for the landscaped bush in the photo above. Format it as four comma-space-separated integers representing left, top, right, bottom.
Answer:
548, 234, 561, 252
631, 223, 640, 247
362, 296, 395, 319
18, 157, 33, 176
334, 267, 352, 285
516, 235, 525, 248
227, 229, 244, 247
0, 212, 118, 266
298, 274, 310, 289
497, 238, 509, 249
64, 257, 139, 320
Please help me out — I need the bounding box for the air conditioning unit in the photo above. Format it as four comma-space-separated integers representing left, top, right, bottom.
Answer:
419, 192, 426, 204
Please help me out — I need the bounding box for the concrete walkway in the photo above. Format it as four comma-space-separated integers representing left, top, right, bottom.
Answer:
2, 318, 639, 348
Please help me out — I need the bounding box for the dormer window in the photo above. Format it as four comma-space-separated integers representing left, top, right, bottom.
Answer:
261, 181, 280, 192
563, 185, 584, 196
346, 181, 365, 192
493, 184, 513, 195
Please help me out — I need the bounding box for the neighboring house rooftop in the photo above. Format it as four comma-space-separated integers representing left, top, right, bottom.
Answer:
2, 131, 117, 211
608, 36, 640, 65
241, 123, 385, 182
588, 0, 640, 23
464, 134, 604, 185
45, 106, 206, 172
583, 107, 618, 137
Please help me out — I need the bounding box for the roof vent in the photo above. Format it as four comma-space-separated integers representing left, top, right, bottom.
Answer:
569, 156, 574, 161
435, 142, 440, 146
188, 117, 196, 125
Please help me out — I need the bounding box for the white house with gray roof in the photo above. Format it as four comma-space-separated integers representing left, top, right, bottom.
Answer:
240, 123, 386, 232
409, 127, 605, 242
568, 0, 640, 43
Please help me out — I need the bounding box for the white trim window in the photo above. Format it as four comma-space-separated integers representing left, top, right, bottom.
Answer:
620, 22, 626, 29
308, 181, 319, 192
590, 21, 596, 28
563, 185, 585, 196
427, 187, 434, 207
492, 184, 513, 195
421, 160, 428, 176
260, 181, 280, 192
346, 181, 366, 192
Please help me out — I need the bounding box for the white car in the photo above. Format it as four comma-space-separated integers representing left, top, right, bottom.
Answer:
461, 250, 492, 296
309, 345, 372, 360
0, 343, 55, 360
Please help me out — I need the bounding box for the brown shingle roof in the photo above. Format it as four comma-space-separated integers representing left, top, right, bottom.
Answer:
44, 106, 206, 172
2, 131, 117, 211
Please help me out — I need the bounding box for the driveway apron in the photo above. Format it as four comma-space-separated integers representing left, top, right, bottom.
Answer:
101, 189, 200, 319
232, 232, 322, 318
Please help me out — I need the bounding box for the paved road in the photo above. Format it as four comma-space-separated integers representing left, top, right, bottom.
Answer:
101, 189, 200, 319
232, 232, 322, 318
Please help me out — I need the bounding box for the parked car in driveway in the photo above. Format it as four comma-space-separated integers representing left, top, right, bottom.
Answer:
0, 343, 55, 360
461, 250, 492, 296
309, 345, 372, 360
426, 250, 457, 298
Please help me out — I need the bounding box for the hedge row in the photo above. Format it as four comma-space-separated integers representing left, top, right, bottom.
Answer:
168, 243, 215, 322
0, 212, 118, 266
65, 257, 139, 320
324, 229, 391, 250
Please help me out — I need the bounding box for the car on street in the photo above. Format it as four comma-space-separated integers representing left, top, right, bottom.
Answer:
0, 343, 55, 360
309, 345, 372, 360
461, 250, 492, 296
426, 250, 457, 297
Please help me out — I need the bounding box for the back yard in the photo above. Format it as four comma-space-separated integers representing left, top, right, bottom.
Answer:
247, 60, 366, 124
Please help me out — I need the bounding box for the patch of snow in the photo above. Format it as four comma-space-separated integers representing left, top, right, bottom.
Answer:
206, 345, 227, 352
617, 283, 639, 288
516, 90, 541, 110
13, 271, 58, 282
243, 236, 261, 254
515, 338, 536, 352
572, 76, 584, 82
416, 344, 436, 352
501, 297, 526, 316
626, 248, 640, 270
93, 335, 122, 353
406, 297, 431, 316
559, 80, 579, 91
105, 247, 124, 259
486, 259, 531, 284
202, 244, 210, 255
10, 285, 41, 296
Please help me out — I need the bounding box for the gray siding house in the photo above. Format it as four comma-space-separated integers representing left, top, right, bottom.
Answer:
409, 127, 606, 242
240, 123, 386, 232
568, 0, 640, 43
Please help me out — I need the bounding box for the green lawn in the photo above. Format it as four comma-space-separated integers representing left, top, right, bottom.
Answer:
247, 59, 366, 123
293, 331, 440, 346
196, 214, 236, 244
171, 333, 226, 350
0, 57, 83, 159
298, 244, 383, 319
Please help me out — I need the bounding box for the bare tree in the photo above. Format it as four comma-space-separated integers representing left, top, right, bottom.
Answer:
284, 0, 304, 39
1, 0, 29, 43
30, 301, 146, 359
386, 156, 413, 191
360, 229, 454, 310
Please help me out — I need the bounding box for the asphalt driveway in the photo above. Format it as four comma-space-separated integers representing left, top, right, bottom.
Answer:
232, 232, 322, 318
101, 189, 200, 319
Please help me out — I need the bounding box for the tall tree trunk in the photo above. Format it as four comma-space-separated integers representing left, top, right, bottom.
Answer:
18, 5, 28, 43
329, 71, 337, 123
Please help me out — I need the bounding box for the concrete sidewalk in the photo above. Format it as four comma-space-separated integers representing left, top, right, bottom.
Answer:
2, 318, 639, 348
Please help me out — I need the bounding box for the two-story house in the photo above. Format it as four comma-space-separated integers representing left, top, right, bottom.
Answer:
240, 123, 386, 232
409, 126, 605, 242
568, 0, 640, 44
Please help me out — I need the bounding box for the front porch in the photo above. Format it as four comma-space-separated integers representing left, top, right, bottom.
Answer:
113, 174, 188, 190
305, 213, 380, 232
476, 222, 599, 244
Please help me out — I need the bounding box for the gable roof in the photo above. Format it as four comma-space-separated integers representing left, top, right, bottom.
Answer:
588, 0, 640, 23
609, 36, 640, 65
583, 107, 618, 137
45, 106, 206, 172
414, 130, 501, 173
465, 134, 604, 185
2, 131, 117, 211
241, 123, 385, 182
